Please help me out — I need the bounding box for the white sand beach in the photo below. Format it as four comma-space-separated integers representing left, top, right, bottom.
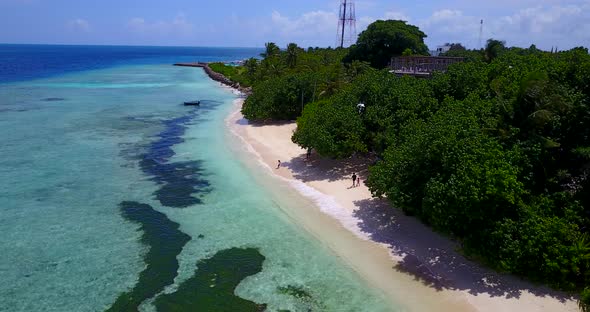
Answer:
226, 97, 578, 312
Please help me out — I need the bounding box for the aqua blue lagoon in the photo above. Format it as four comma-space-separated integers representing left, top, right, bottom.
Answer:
0, 45, 395, 311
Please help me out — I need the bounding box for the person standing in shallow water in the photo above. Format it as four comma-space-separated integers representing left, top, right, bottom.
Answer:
352, 173, 357, 188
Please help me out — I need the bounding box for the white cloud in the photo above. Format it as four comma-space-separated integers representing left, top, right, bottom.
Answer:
271, 10, 338, 37
414, 4, 590, 49
268, 10, 339, 46
417, 9, 480, 47
357, 11, 410, 39
384, 11, 410, 21
267, 9, 410, 47
229, 3, 590, 50
497, 5, 587, 36
67, 18, 90, 32
127, 13, 194, 37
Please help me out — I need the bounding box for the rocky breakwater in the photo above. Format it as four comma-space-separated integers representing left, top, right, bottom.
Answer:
174, 62, 252, 96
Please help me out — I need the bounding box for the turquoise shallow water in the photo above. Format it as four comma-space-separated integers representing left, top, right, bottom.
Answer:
0, 63, 397, 311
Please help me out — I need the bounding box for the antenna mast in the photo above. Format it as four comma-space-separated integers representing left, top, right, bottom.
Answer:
337, 0, 356, 48
478, 19, 484, 49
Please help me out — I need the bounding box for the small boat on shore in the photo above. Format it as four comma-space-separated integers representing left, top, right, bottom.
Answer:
183, 100, 200, 106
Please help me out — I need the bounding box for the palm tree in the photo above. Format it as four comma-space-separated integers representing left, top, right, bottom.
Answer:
286, 43, 300, 68
484, 39, 506, 63
517, 73, 563, 124
260, 42, 280, 59
497, 71, 571, 149
287, 43, 302, 68
244, 58, 258, 74
344, 60, 371, 82
259, 57, 284, 78
243, 57, 258, 81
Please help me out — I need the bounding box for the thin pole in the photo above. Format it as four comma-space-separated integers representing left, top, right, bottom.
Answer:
312, 78, 317, 103
478, 19, 483, 50
301, 88, 304, 112
340, 1, 347, 48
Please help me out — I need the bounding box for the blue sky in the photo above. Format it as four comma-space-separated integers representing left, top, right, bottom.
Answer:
1, 0, 589, 50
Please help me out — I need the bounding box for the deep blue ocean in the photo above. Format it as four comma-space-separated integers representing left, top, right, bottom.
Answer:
0, 44, 395, 312
0, 44, 261, 83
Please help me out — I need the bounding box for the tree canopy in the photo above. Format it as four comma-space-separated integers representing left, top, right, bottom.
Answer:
236, 42, 359, 121
344, 20, 429, 68
485, 39, 506, 63
208, 34, 590, 310
293, 46, 590, 301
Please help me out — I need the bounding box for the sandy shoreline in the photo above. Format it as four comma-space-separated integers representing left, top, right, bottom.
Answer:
224, 95, 578, 311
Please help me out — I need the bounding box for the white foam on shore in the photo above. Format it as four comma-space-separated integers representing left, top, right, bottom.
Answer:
218, 82, 244, 96
285, 179, 370, 240
226, 99, 370, 241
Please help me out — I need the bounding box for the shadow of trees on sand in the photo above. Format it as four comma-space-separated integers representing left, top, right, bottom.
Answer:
281, 153, 371, 183
270, 148, 576, 304
353, 198, 575, 302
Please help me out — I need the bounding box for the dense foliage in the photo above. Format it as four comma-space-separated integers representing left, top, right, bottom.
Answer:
294, 46, 590, 300
344, 20, 429, 68
242, 71, 321, 120
212, 19, 590, 308
237, 44, 369, 121
215, 20, 429, 119
582, 287, 590, 312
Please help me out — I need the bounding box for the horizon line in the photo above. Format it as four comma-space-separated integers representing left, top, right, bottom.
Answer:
0, 42, 265, 49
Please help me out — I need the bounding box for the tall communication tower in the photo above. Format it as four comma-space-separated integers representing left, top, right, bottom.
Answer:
337, 0, 356, 48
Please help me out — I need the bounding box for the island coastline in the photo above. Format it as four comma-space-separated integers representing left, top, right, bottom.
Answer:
197, 63, 579, 311
224, 96, 578, 312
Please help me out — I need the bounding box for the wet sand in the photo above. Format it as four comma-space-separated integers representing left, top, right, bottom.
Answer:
225, 97, 578, 312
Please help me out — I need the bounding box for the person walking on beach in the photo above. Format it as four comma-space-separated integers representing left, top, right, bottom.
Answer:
277, 160, 281, 169
352, 173, 357, 188
356, 177, 361, 187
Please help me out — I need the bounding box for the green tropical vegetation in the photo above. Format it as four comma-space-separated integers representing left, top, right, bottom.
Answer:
343, 19, 429, 68
208, 20, 590, 310
240, 46, 361, 120
208, 62, 252, 86
582, 287, 590, 312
